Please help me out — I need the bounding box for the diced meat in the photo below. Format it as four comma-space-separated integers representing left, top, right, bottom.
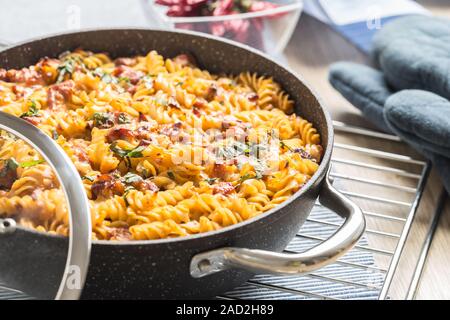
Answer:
47, 80, 74, 110
36, 57, 60, 83
0, 69, 6, 81
205, 84, 218, 101
113, 66, 144, 85
106, 127, 135, 143
212, 163, 227, 179
72, 142, 89, 162
138, 139, 152, 147
21, 116, 40, 126
136, 124, 153, 140
173, 53, 197, 67
106, 226, 132, 241
92, 112, 130, 129
0, 161, 18, 190
91, 174, 125, 200
193, 98, 208, 110
132, 179, 159, 193
167, 97, 180, 109
304, 144, 323, 163
114, 57, 137, 67
247, 92, 258, 102
213, 182, 234, 196
160, 122, 182, 139
12, 85, 35, 99
0, 67, 44, 85
138, 113, 150, 122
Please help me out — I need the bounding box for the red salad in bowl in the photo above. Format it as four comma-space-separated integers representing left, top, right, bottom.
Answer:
143, 0, 303, 54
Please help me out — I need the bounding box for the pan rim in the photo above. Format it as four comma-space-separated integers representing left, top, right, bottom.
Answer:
1, 27, 334, 246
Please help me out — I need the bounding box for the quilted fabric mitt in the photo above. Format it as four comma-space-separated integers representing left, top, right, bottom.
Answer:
328, 15, 450, 193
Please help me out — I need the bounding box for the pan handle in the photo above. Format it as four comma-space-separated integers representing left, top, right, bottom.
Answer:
190, 173, 366, 278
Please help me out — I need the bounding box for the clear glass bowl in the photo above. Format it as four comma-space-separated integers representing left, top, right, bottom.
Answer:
141, 0, 303, 55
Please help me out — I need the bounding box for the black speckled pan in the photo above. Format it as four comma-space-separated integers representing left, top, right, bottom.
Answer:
0, 29, 365, 300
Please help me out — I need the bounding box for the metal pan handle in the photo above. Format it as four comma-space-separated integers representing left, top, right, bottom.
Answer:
190, 173, 366, 278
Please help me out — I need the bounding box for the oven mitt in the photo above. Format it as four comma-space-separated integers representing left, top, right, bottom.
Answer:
328, 16, 450, 193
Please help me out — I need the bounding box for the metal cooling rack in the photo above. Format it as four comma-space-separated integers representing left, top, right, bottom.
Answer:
0, 121, 446, 300
219, 121, 446, 300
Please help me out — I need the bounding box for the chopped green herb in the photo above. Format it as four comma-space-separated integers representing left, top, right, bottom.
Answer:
110, 143, 145, 169
205, 177, 218, 185
0, 158, 19, 177
81, 175, 95, 182
56, 59, 76, 83
52, 130, 59, 140
92, 68, 117, 84
117, 113, 131, 124
123, 185, 136, 206
118, 76, 131, 83
238, 173, 255, 184
20, 100, 39, 118
126, 146, 145, 158
109, 142, 129, 158
167, 171, 175, 180
92, 112, 115, 128
8, 158, 19, 170
122, 172, 142, 185
19, 159, 45, 168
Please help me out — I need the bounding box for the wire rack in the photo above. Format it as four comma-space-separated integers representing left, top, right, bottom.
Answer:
0, 121, 444, 300
219, 121, 444, 300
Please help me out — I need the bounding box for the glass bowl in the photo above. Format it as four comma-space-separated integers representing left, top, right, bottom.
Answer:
141, 0, 303, 55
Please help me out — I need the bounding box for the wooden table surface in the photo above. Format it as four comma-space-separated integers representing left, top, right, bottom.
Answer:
283, 0, 449, 299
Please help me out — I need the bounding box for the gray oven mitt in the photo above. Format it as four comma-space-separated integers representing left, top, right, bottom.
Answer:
328, 16, 450, 193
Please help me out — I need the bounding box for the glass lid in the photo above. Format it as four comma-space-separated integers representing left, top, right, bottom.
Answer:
0, 111, 91, 300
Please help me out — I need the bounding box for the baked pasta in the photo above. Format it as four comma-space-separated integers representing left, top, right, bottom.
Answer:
0, 49, 322, 240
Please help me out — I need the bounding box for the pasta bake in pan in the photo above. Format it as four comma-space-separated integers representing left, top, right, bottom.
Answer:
0, 50, 322, 240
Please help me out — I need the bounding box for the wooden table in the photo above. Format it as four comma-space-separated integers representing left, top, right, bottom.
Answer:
283, 0, 449, 299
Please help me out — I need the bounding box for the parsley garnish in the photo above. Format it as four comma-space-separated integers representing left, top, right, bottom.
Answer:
19, 159, 45, 168
205, 177, 218, 185
126, 146, 145, 158
123, 185, 136, 206
92, 112, 115, 128
117, 113, 131, 124
122, 172, 142, 184
56, 59, 76, 83
92, 68, 117, 84
20, 100, 39, 118
81, 175, 95, 182
167, 171, 175, 180
110, 143, 145, 168
238, 173, 255, 184
0, 158, 19, 177
118, 76, 131, 84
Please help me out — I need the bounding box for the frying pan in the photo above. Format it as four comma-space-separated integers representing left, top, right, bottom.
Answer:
0, 29, 365, 299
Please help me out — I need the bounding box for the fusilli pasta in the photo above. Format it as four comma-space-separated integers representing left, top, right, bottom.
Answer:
0, 49, 322, 240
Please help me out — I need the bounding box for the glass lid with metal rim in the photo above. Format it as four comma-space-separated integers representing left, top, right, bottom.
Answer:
0, 111, 91, 300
